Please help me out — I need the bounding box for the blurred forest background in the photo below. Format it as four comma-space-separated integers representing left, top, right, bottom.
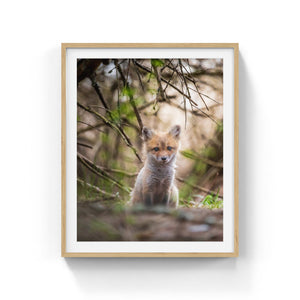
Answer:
77, 58, 223, 207
77, 58, 224, 241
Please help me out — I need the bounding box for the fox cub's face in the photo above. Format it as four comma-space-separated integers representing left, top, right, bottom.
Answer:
142, 125, 181, 164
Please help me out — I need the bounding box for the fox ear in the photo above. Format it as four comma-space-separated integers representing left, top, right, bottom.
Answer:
142, 126, 153, 141
169, 125, 181, 139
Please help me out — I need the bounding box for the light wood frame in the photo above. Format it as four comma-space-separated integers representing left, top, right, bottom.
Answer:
61, 43, 239, 257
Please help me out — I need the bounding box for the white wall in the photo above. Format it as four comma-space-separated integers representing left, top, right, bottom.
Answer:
1, 1, 299, 299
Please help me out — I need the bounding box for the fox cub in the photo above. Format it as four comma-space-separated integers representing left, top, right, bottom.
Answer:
131, 125, 181, 207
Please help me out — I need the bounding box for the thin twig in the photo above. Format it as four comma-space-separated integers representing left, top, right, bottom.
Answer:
85, 73, 142, 162
193, 85, 209, 110
167, 100, 221, 126
133, 60, 145, 92
135, 61, 218, 119
188, 69, 223, 76
138, 100, 156, 111
126, 59, 131, 82
168, 62, 210, 110
180, 79, 187, 129
116, 66, 121, 122
166, 61, 219, 108
114, 59, 144, 132
78, 102, 142, 162
77, 121, 104, 134
188, 86, 222, 105
179, 59, 191, 99
161, 59, 173, 72
176, 177, 223, 199
77, 142, 93, 149
196, 88, 223, 104
87, 105, 113, 112
136, 60, 221, 109
152, 64, 166, 105
120, 118, 140, 132
163, 66, 176, 93
183, 61, 210, 110
180, 150, 223, 168
113, 59, 126, 83
77, 153, 131, 193
89, 74, 109, 110
107, 59, 127, 73
101, 167, 138, 177
77, 178, 117, 198
181, 60, 193, 76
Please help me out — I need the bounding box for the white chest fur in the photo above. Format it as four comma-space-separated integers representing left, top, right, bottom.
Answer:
145, 160, 176, 192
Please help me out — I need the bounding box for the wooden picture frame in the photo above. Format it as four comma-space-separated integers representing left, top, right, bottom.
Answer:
61, 43, 239, 257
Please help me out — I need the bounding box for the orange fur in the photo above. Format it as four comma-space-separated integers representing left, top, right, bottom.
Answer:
131, 125, 181, 207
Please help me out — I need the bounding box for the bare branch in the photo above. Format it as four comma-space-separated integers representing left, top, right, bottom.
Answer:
189, 69, 223, 76
188, 86, 222, 105
89, 74, 109, 111
77, 121, 104, 134
168, 61, 210, 110
163, 66, 176, 93
77, 153, 131, 193
152, 64, 166, 105
77, 142, 93, 149
133, 61, 222, 125
101, 167, 138, 177
87, 105, 113, 112
167, 100, 221, 126
120, 118, 140, 132
114, 59, 144, 132
133, 60, 145, 92
107, 59, 126, 73
138, 100, 156, 111
176, 177, 223, 199
134, 61, 223, 125
161, 59, 174, 72
77, 102, 142, 162
77, 178, 117, 198
179, 59, 191, 99
180, 150, 223, 168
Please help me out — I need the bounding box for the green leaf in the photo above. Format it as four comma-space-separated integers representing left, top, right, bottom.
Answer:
202, 146, 217, 159
203, 195, 213, 205
214, 189, 220, 202
181, 149, 197, 159
202, 189, 223, 209
146, 72, 156, 81
148, 88, 157, 95
151, 59, 164, 67
217, 122, 223, 134
121, 86, 134, 98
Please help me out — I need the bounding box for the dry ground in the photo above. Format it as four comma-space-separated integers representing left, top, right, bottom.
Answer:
77, 202, 223, 241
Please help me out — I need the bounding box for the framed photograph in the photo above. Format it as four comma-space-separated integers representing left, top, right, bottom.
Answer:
61, 43, 239, 257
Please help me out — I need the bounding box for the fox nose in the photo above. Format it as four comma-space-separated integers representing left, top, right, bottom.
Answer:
161, 156, 167, 161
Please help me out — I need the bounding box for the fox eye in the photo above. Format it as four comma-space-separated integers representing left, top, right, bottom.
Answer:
167, 146, 173, 151
153, 147, 159, 152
